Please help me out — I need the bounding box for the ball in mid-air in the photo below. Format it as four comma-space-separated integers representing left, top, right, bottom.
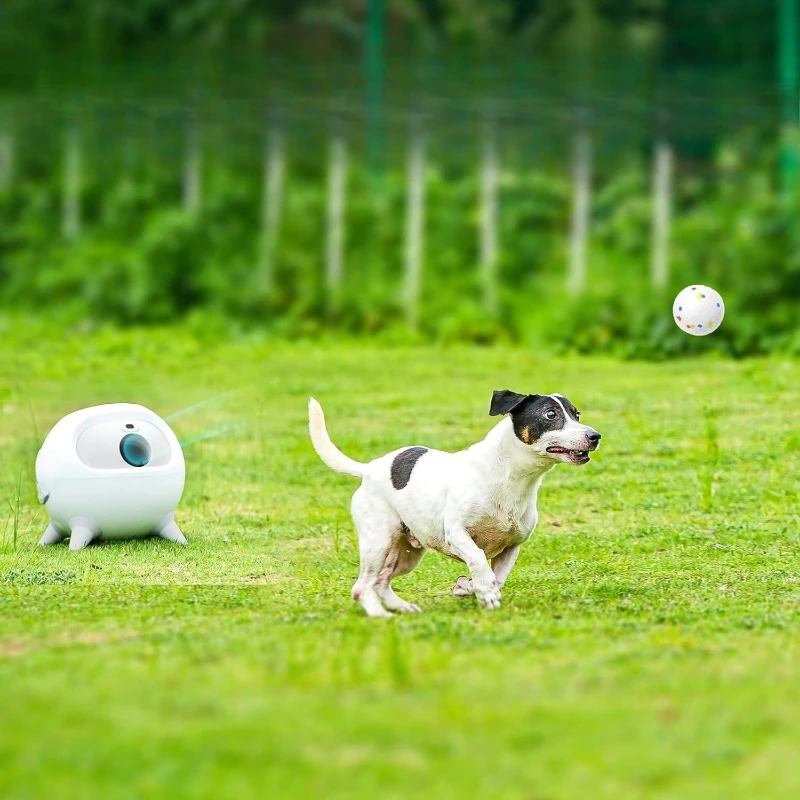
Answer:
672, 285, 724, 336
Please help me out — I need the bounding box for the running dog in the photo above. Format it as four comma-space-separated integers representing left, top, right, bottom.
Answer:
308, 390, 601, 616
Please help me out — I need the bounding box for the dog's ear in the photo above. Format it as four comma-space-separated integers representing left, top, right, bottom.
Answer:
489, 390, 536, 416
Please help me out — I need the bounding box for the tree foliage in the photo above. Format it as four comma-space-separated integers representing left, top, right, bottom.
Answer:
0, 0, 774, 63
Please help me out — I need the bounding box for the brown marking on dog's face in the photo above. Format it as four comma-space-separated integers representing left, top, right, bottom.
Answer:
501, 395, 569, 446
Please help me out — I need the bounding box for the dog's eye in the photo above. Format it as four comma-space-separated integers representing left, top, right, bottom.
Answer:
545, 409, 557, 420
574, 409, 580, 420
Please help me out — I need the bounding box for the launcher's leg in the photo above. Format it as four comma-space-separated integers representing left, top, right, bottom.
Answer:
153, 512, 187, 545
39, 522, 65, 546
68, 517, 100, 551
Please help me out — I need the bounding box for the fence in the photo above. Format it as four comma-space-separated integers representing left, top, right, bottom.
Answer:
0, 54, 790, 325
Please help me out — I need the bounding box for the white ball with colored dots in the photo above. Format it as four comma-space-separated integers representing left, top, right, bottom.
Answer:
673, 285, 724, 336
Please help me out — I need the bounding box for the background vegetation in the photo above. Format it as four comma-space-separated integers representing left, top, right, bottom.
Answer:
0, 0, 795, 358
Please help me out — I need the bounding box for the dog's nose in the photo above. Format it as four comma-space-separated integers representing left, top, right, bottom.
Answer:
587, 430, 601, 443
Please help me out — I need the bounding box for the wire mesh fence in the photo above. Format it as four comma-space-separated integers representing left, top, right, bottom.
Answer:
0, 40, 793, 346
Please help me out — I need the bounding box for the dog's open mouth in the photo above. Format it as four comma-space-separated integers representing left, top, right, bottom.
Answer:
546, 446, 590, 464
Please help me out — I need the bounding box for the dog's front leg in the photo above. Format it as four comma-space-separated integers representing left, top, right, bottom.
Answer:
443, 527, 501, 610
453, 544, 521, 598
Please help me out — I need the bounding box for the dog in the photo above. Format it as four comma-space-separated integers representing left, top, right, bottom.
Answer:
308, 390, 601, 617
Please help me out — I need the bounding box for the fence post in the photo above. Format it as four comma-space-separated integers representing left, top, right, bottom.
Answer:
121, 102, 138, 175
650, 129, 673, 289
325, 118, 347, 314
0, 122, 13, 192
778, 0, 800, 195
568, 116, 591, 295
183, 111, 202, 213
62, 122, 82, 240
403, 113, 426, 330
258, 108, 285, 294
365, 0, 386, 186
479, 116, 499, 316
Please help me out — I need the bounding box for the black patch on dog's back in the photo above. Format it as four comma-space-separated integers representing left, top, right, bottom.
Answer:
391, 447, 428, 490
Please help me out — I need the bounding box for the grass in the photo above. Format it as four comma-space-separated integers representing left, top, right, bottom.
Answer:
1, 324, 800, 799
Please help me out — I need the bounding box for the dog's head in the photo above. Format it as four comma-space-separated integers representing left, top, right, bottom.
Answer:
489, 390, 601, 465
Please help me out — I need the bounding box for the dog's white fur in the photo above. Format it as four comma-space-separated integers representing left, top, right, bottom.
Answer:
309, 396, 598, 616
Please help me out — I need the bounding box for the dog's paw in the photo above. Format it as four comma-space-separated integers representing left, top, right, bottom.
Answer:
394, 601, 422, 613
452, 576, 474, 597
474, 579, 501, 610
365, 607, 395, 618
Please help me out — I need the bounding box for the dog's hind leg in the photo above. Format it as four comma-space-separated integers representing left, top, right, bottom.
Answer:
376, 535, 425, 613
350, 487, 401, 618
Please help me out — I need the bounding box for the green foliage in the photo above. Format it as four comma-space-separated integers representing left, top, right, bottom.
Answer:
0, 136, 797, 358
0, 0, 673, 55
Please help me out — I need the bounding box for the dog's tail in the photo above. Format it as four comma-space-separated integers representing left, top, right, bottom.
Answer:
308, 398, 365, 478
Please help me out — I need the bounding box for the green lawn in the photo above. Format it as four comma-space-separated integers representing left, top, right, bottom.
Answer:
1, 325, 800, 799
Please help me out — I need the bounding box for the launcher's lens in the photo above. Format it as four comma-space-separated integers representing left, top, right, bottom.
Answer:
119, 433, 151, 467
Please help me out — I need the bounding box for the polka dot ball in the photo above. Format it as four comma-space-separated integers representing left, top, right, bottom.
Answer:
672, 285, 724, 337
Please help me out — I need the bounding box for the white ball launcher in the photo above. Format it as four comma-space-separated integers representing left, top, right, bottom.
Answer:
36, 403, 186, 551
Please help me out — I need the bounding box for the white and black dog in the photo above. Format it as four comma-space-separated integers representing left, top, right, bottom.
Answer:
308, 391, 601, 617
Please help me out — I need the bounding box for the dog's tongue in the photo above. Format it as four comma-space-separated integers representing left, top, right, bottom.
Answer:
546, 446, 568, 453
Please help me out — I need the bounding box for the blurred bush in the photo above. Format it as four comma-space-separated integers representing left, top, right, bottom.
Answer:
0, 136, 797, 359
